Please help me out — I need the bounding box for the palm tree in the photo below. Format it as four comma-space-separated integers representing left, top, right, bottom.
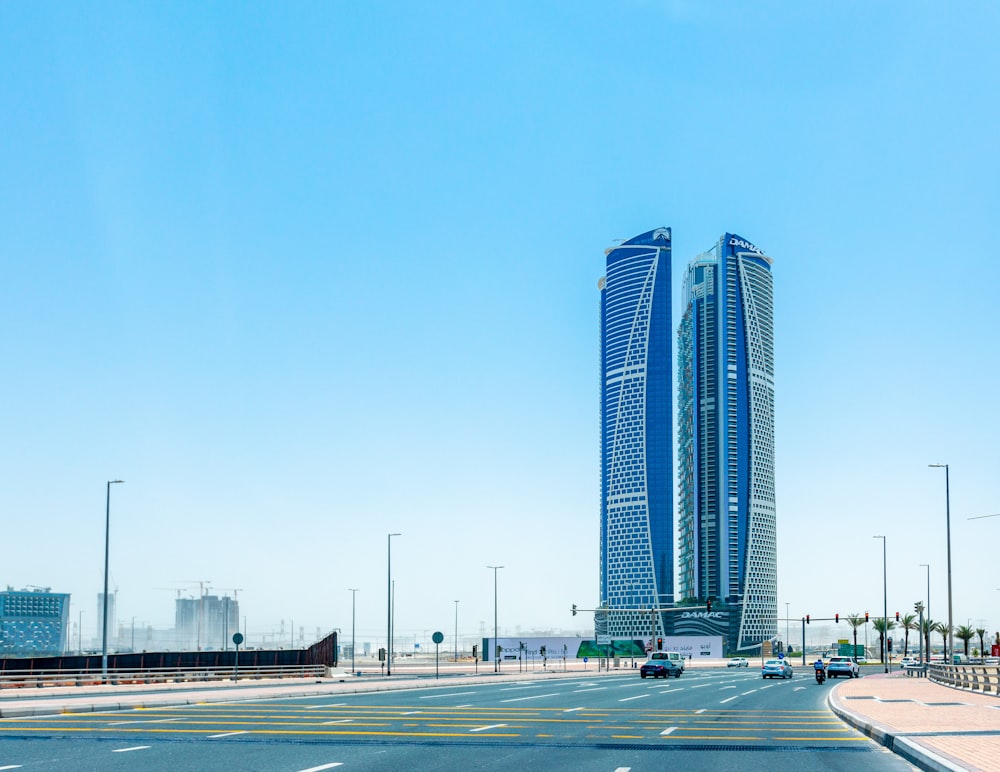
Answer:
871, 617, 896, 664
977, 628, 987, 660
935, 622, 953, 661
846, 614, 865, 660
956, 625, 975, 658
922, 618, 936, 659
900, 613, 917, 657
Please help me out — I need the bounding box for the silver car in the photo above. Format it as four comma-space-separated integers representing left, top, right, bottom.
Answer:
761, 658, 793, 679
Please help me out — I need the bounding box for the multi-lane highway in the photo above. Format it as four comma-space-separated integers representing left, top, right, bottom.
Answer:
0, 669, 914, 770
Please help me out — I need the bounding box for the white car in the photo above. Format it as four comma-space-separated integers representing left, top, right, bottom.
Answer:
727, 657, 749, 668
826, 656, 859, 678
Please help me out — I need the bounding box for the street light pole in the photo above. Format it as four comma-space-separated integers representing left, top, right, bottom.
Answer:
102, 479, 124, 682
874, 535, 888, 673
785, 602, 790, 653
929, 464, 953, 663
454, 599, 459, 662
349, 588, 359, 675
387, 533, 401, 676
488, 565, 504, 672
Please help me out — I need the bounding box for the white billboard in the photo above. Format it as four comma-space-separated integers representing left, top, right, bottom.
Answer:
658, 636, 723, 658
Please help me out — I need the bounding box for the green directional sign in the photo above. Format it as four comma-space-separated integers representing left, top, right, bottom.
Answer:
432, 631, 444, 644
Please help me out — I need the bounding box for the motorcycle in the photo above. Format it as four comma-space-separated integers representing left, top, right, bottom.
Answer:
815, 667, 826, 684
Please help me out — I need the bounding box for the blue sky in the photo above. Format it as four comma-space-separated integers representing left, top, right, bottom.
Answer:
2, 2, 998, 651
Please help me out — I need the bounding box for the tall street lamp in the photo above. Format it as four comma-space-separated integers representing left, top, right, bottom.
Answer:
386, 533, 401, 676
349, 588, 359, 675
488, 565, 503, 673
929, 463, 953, 663
454, 599, 460, 662
102, 479, 124, 682
785, 602, 790, 653
874, 535, 888, 673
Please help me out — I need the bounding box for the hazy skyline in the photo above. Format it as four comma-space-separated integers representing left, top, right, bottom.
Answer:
2, 3, 998, 650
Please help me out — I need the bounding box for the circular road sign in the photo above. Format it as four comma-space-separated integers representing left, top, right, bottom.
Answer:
432, 631, 444, 644
232, 632, 244, 646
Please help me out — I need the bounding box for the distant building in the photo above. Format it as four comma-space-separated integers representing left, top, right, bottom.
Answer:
175, 595, 240, 651
676, 233, 776, 653
599, 227, 674, 640
0, 586, 70, 657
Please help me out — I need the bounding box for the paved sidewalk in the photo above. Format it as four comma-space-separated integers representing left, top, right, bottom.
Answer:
830, 672, 1000, 771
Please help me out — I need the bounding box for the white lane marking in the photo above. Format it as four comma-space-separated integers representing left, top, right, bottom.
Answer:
563, 707, 584, 712
572, 687, 606, 693
208, 731, 249, 739
469, 723, 507, 732
741, 690, 757, 696
500, 685, 543, 691
614, 768, 631, 772
661, 726, 677, 735
0, 766, 23, 770
760, 684, 775, 689
112, 746, 150, 753
419, 692, 476, 699
306, 703, 347, 709
695, 708, 706, 714
618, 694, 649, 702
455, 704, 473, 708
689, 684, 711, 689
720, 685, 736, 690
794, 686, 807, 691
321, 719, 353, 725
500, 692, 560, 703
296, 764, 344, 772
617, 683, 637, 688
401, 711, 421, 715
720, 696, 738, 704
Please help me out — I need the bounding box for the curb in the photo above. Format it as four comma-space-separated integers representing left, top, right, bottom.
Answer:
826, 684, 965, 772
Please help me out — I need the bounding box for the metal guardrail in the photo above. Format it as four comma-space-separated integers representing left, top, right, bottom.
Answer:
0, 664, 327, 689
928, 663, 1000, 694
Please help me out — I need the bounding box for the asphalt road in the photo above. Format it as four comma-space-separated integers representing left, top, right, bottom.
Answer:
0, 668, 916, 771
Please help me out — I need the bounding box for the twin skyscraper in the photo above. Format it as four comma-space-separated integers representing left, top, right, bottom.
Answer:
599, 227, 776, 654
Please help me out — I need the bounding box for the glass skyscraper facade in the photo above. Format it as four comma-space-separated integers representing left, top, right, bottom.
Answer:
677, 233, 776, 652
599, 227, 673, 640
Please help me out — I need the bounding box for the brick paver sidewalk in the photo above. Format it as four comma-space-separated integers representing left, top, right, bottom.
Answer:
830, 672, 1000, 771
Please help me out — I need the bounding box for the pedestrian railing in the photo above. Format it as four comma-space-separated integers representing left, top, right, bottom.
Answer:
928, 663, 1000, 695
0, 664, 327, 690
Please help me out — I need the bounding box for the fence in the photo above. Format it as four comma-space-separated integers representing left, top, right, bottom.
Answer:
0, 663, 327, 689
928, 663, 1000, 695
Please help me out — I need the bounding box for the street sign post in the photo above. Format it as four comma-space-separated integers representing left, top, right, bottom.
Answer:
232, 632, 244, 682
432, 631, 444, 679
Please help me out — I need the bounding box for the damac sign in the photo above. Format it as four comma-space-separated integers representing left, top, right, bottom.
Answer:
729, 237, 763, 255
680, 611, 725, 619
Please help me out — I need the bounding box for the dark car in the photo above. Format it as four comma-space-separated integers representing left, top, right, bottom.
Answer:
640, 657, 682, 679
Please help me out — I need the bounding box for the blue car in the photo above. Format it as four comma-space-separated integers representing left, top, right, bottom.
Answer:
641, 658, 682, 679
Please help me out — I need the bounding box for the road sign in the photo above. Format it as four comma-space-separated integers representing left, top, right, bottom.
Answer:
233, 632, 244, 646
432, 631, 444, 644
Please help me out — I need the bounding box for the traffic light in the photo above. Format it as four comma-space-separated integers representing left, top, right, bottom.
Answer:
888, 637, 893, 653
572, 604, 577, 616
706, 598, 712, 611
657, 637, 663, 650
835, 613, 839, 624
472, 644, 478, 659
378, 648, 386, 661
806, 614, 810, 624
895, 611, 900, 622
865, 611, 870, 622
540, 645, 546, 657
